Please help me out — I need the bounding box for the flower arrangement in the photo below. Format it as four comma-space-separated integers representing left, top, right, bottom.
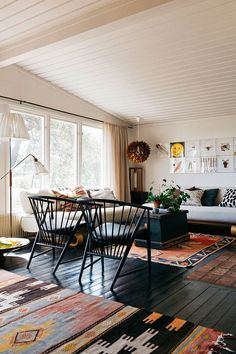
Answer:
147, 179, 190, 213
127, 141, 150, 163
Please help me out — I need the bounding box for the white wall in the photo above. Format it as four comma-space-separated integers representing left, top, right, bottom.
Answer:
131, 116, 236, 191
0, 65, 125, 126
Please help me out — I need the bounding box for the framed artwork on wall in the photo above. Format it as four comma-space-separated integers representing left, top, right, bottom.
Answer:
201, 157, 217, 173
216, 137, 234, 156
185, 140, 200, 157
200, 139, 216, 157
170, 142, 185, 158
217, 156, 234, 172
233, 138, 236, 156
185, 157, 201, 173
170, 158, 185, 173
169, 136, 236, 174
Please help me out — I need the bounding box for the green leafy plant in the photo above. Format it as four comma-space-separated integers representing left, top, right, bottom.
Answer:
147, 179, 190, 212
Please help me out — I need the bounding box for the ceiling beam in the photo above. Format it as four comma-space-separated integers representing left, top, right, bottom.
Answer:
0, 0, 172, 68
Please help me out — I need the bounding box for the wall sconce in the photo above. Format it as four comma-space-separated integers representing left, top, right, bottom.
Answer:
156, 143, 169, 156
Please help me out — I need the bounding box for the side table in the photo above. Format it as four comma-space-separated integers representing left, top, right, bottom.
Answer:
135, 210, 189, 249
0, 237, 30, 264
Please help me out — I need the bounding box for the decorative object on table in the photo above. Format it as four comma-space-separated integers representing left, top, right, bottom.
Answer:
0, 109, 48, 237
147, 179, 190, 212
186, 251, 236, 288
131, 233, 234, 268
1, 269, 235, 353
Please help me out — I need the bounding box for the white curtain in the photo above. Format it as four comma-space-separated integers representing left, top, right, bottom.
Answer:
104, 123, 130, 202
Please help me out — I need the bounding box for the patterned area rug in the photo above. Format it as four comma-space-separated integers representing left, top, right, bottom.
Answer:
130, 233, 235, 268
0, 270, 235, 353
186, 251, 236, 288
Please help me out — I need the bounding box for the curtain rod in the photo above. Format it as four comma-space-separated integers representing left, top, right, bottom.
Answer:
0, 95, 104, 123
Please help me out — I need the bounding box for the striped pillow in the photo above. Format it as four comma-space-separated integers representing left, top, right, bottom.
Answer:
52, 186, 89, 211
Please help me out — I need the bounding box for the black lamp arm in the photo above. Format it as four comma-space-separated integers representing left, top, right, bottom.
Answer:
0, 154, 38, 181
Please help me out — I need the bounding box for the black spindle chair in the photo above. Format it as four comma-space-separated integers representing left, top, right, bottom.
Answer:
27, 195, 91, 275
78, 199, 152, 291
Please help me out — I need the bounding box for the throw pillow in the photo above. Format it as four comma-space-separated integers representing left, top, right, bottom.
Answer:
90, 189, 116, 200
90, 189, 117, 207
219, 189, 236, 207
19, 189, 54, 214
52, 186, 89, 211
181, 189, 204, 206
201, 188, 219, 206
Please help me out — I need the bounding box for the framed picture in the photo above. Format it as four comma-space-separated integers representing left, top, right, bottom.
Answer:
217, 156, 234, 172
200, 139, 216, 157
185, 140, 200, 157
234, 138, 236, 156
201, 157, 217, 173
185, 158, 201, 173
170, 158, 185, 173
216, 137, 234, 155
170, 142, 185, 158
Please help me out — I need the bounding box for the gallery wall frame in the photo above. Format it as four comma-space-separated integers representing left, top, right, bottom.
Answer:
169, 137, 236, 173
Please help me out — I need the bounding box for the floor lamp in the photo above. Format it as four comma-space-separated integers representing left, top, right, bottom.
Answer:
0, 112, 48, 237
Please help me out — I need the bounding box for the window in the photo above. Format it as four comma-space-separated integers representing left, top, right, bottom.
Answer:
81, 125, 103, 187
12, 112, 44, 212
50, 118, 77, 187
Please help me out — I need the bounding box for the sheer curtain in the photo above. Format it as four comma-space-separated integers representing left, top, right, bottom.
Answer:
104, 123, 130, 201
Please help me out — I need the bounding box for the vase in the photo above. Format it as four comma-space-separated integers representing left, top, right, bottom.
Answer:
153, 200, 161, 208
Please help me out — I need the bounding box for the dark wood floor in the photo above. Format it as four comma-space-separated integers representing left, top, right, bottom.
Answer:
2, 241, 236, 336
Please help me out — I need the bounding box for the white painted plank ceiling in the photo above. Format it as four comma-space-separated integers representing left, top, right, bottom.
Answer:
0, 0, 236, 125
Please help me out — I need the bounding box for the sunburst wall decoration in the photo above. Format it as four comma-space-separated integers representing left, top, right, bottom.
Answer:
127, 140, 150, 163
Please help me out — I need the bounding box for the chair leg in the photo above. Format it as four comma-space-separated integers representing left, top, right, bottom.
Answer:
146, 231, 152, 279
52, 239, 72, 276
26, 232, 39, 269
78, 238, 90, 283
101, 255, 104, 274
110, 246, 131, 291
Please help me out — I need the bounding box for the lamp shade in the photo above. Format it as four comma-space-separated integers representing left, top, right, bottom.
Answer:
0, 112, 30, 140
33, 159, 48, 175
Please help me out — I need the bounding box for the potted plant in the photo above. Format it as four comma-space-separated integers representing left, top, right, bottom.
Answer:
147, 185, 161, 208
147, 179, 190, 213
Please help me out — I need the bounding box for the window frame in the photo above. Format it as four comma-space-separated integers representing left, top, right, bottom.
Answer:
0, 102, 104, 213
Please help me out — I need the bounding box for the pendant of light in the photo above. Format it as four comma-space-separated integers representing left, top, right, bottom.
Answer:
127, 118, 150, 163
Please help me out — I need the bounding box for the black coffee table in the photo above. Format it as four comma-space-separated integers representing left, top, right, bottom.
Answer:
135, 210, 189, 249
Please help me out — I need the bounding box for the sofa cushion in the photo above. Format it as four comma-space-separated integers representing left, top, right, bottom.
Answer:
201, 188, 219, 206
219, 188, 236, 208
182, 189, 204, 206
19, 189, 54, 214
90, 189, 117, 207
180, 205, 236, 224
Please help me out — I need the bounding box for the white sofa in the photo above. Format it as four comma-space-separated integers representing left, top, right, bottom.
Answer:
180, 188, 236, 236
19, 188, 127, 235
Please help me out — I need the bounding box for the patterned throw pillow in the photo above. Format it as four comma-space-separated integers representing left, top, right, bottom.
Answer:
181, 189, 204, 206
219, 189, 236, 207
52, 186, 89, 211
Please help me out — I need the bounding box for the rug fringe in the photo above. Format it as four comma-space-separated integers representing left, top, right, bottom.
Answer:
209, 333, 236, 353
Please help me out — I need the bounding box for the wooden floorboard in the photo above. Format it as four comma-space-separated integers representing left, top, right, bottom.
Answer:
1, 242, 236, 336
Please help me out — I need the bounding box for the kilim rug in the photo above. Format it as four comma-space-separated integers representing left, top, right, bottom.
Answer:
0, 270, 235, 353
130, 233, 235, 268
185, 251, 236, 288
